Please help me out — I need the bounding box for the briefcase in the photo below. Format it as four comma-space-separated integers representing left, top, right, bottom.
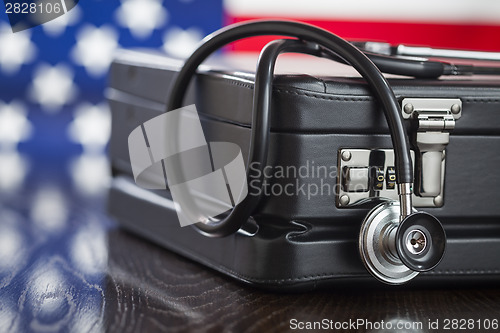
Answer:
107, 44, 500, 290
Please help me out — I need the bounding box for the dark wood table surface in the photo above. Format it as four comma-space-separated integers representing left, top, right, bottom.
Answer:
1, 158, 499, 333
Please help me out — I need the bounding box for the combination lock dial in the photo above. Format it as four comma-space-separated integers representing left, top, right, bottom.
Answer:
337, 149, 443, 208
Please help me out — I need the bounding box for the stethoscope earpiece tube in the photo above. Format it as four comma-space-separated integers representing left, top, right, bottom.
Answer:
316, 45, 446, 79
167, 20, 413, 235
364, 52, 445, 78
167, 20, 414, 235
167, 19, 413, 184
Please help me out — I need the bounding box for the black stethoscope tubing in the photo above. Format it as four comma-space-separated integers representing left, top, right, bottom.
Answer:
166, 20, 414, 236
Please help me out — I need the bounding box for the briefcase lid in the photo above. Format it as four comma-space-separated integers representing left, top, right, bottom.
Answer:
109, 49, 500, 135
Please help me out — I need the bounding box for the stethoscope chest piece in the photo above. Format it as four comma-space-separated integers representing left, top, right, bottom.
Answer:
396, 211, 447, 273
359, 201, 447, 285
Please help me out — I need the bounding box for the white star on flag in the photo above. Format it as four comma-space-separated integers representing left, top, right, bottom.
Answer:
71, 25, 119, 77
42, 5, 82, 37
0, 22, 36, 75
30, 186, 68, 232
69, 153, 110, 196
68, 102, 111, 153
115, 0, 168, 39
162, 27, 203, 58
0, 100, 32, 149
29, 63, 77, 113
0, 151, 29, 192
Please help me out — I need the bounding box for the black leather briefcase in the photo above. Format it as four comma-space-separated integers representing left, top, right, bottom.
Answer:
107, 47, 500, 290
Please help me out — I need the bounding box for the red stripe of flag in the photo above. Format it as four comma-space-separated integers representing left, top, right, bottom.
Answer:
225, 16, 500, 52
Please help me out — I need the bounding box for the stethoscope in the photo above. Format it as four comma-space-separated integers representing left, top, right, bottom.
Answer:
166, 20, 497, 285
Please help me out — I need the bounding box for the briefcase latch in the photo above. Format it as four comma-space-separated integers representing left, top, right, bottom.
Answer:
402, 98, 462, 199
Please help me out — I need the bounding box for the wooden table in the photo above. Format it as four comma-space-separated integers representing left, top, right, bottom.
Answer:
1, 161, 499, 333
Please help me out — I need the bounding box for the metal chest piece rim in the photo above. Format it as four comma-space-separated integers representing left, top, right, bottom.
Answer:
359, 201, 419, 285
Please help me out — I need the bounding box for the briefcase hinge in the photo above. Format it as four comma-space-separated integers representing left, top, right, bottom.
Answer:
402, 98, 462, 199
402, 98, 461, 131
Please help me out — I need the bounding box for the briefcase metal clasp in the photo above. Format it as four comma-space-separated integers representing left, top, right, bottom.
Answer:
337, 98, 461, 208
402, 98, 462, 199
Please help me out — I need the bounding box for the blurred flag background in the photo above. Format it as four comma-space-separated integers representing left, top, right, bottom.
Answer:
0, 0, 222, 196
0, 4, 222, 326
